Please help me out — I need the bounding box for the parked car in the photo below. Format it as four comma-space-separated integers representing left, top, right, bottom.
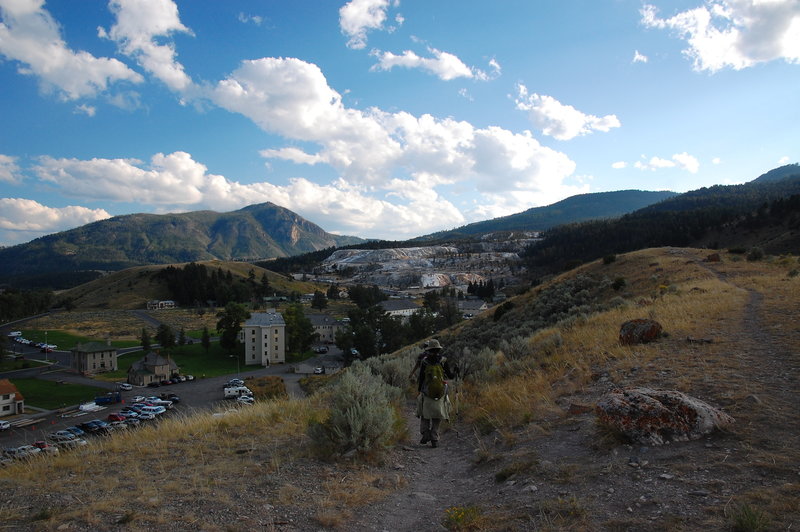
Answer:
12, 445, 42, 459
132, 395, 146, 403
122, 417, 141, 427
135, 412, 155, 421
48, 431, 76, 442
0, 420, 10, 431
184, 375, 195, 381
314, 345, 329, 353
147, 382, 160, 388
65, 426, 85, 437
107, 413, 127, 422
139, 405, 166, 416
236, 395, 255, 406
314, 367, 324, 375
58, 438, 88, 449
226, 378, 244, 388
160, 380, 172, 386
118, 383, 133, 391
165, 393, 180, 403
32, 441, 59, 455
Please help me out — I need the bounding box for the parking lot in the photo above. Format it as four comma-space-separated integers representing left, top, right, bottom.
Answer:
1, 347, 344, 454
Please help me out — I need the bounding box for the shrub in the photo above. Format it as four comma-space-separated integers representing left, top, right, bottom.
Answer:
611, 277, 626, 291
747, 247, 765, 261
307, 363, 402, 459
498, 336, 529, 361
457, 346, 495, 381
493, 301, 515, 321
730, 503, 769, 532
443, 505, 483, 531
789, 269, 799, 278
602, 254, 617, 265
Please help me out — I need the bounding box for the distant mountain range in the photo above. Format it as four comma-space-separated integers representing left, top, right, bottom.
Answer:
0, 202, 363, 287
414, 190, 678, 241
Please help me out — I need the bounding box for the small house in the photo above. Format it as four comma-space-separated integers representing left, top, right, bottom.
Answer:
0, 379, 24, 417
127, 351, 179, 386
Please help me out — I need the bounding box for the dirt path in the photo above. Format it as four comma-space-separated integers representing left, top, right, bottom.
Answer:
347, 260, 800, 531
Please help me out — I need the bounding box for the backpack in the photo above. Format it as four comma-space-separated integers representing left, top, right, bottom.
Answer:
423, 357, 446, 400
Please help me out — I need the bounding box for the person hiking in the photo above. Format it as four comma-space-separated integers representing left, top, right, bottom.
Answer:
412, 339, 452, 448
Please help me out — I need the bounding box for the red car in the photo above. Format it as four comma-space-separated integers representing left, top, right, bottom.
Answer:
107, 413, 126, 422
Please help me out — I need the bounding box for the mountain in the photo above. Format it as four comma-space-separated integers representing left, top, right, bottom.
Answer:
0, 202, 363, 288
414, 190, 677, 241
524, 167, 800, 274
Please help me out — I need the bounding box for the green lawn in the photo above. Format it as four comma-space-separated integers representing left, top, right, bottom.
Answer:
100, 342, 248, 381
12, 378, 108, 410
0, 357, 47, 372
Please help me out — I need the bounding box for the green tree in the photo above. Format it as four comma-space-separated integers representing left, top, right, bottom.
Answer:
177, 327, 187, 346
283, 304, 315, 356
216, 302, 250, 355
201, 326, 211, 353
311, 290, 328, 310
156, 324, 175, 349
140, 328, 151, 352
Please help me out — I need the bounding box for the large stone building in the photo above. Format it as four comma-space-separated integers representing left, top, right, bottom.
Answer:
71, 342, 119, 376
127, 351, 179, 386
307, 313, 343, 344
240, 311, 286, 366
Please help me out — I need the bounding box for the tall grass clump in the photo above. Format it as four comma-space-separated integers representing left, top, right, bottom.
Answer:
308, 362, 404, 460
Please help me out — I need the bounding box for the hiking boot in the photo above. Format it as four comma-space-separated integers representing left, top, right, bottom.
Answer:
431, 440, 438, 448
420, 437, 429, 444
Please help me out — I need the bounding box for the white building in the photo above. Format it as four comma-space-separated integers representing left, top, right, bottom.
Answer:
0, 379, 24, 417
240, 312, 286, 366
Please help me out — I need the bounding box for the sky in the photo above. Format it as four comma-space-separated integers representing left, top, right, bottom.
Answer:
0, 0, 798, 247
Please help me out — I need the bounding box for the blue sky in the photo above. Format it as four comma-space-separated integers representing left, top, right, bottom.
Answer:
0, 0, 798, 247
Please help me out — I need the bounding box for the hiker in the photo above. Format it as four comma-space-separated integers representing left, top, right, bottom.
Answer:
412, 339, 453, 448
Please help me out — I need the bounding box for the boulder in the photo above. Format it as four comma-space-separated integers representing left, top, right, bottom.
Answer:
705, 253, 721, 262
595, 387, 734, 445
619, 319, 663, 345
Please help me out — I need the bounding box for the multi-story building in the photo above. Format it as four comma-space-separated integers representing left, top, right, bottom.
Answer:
0, 379, 24, 417
240, 311, 286, 366
71, 342, 119, 376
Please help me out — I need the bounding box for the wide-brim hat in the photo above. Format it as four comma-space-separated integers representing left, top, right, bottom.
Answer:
426, 339, 443, 351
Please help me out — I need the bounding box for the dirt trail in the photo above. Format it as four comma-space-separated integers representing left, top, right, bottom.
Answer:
348, 260, 800, 531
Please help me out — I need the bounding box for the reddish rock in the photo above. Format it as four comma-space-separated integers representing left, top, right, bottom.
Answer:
595, 387, 734, 445
619, 319, 663, 345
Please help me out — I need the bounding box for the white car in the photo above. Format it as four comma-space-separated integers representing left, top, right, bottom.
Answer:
48, 431, 76, 442
118, 383, 133, 391
58, 438, 88, 449
236, 395, 255, 405
0, 420, 10, 431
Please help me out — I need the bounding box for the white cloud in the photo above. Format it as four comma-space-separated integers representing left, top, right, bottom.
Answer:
777, 155, 790, 164
211, 57, 578, 212
0, 154, 21, 183
339, 0, 391, 50
633, 50, 649, 63
0, 0, 143, 100
74, 104, 96, 116
514, 84, 621, 140
0, 198, 110, 245
612, 161, 627, 169
371, 48, 476, 80
238, 13, 263, 26
712, 157, 722, 164
633, 152, 700, 173
102, 0, 194, 92
642, 1, 800, 72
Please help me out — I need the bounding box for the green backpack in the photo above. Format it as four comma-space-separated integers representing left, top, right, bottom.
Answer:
423, 360, 446, 400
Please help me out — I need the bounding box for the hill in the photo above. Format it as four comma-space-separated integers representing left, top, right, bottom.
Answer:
415, 189, 677, 241
53, 260, 318, 311
525, 170, 800, 274
1, 247, 797, 530
0, 203, 363, 289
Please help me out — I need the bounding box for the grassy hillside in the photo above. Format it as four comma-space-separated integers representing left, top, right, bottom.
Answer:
55, 260, 319, 310
1, 248, 797, 530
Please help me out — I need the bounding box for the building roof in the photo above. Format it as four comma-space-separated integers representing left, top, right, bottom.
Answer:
245, 312, 286, 327
307, 313, 341, 327
129, 351, 178, 373
0, 378, 23, 400
379, 299, 421, 312
72, 341, 117, 353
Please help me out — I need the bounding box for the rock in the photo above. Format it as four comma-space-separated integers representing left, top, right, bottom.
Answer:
568, 402, 594, 415
705, 253, 721, 262
595, 387, 735, 445
619, 319, 663, 345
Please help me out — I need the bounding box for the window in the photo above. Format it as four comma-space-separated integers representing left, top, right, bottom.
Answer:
2, 405, 9, 412
2, 394, 9, 400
